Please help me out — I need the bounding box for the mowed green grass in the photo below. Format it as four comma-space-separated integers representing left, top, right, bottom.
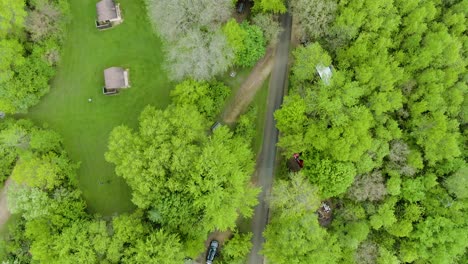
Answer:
24, 0, 171, 215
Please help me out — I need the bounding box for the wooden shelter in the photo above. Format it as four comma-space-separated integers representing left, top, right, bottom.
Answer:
102, 67, 130, 95
95, 0, 123, 30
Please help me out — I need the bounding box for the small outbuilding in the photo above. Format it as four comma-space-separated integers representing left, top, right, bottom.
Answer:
315, 65, 333, 85
96, 0, 123, 30
102, 67, 130, 95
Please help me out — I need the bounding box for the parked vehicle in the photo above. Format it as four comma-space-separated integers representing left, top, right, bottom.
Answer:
206, 240, 219, 264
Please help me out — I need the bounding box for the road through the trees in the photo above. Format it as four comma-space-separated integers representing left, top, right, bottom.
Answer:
248, 12, 292, 264
0, 178, 12, 229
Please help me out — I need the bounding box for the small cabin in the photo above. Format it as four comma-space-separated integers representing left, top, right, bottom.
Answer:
96, 0, 123, 30
102, 67, 130, 95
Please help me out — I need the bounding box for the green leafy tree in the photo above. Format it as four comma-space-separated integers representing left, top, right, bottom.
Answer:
236, 22, 266, 67
223, 20, 266, 67
291, 43, 332, 82
253, 0, 287, 14
444, 165, 468, 199
0, 0, 26, 37
170, 79, 230, 120
304, 157, 356, 198
263, 174, 342, 263
125, 230, 185, 264
106, 105, 259, 255
220, 232, 252, 264
290, 0, 337, 39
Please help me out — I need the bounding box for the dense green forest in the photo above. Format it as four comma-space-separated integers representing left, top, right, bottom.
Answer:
268, 0, 467, 263
1, 0, 467, 263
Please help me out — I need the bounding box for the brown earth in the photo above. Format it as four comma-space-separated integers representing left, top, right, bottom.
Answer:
222, 47, 275, 124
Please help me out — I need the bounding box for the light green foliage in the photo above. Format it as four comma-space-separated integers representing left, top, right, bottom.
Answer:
274, 0, 468, 263
444, 165, 468, 199
291, 43, 332, 82
223, 19, 247, 56
193, 126, 260, 230
401, 174, 438, 202
107, 212, 147, 262
270, 173, 321, 216
0, 119, 77, 189
235, 105, 258, 143
369, 197, 397, 230
253, 0, 287, 14
170, 79, 230, 120
7, 183, 51, 220
220, 232, 252, 264
377, 246, 400, 264
43, 220, 110, 263
106, 105, 259, 254
223, 20, 266, 67
304, 158, 356, 198
125, 230, 184, 264
0, 0, 26, 37
237, 22, 266, 67
263, 174, 341, 263
12, 151, 65, 190
0, 0, 69, 113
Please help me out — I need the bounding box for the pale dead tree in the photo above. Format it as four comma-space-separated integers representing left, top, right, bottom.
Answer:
252, 13, 283, 45
166, 29, 234, 81
388, 140, 416, 176
355, 241, 379, 264
269, 173, 321, 217
146, 0, 234, 80
289, 0, 337, 40
146, 0, 232, 42
347, 170, 387, 202
25, 0, 61, 42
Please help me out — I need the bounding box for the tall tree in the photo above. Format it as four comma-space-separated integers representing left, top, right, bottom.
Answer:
106, 105, 259, 255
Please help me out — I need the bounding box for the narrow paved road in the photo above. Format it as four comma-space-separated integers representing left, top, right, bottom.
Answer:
0, 178, 12, 229
248, 12, 292, 264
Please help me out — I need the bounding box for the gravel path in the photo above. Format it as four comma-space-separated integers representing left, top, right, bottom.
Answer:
247, 12, 292, 264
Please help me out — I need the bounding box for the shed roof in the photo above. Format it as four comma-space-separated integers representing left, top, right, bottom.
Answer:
315, 65, 333, 85
96, 0, 118, 22
104, 67, 128, 89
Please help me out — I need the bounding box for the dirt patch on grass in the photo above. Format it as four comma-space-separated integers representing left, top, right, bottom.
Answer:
222, 47, 275, 124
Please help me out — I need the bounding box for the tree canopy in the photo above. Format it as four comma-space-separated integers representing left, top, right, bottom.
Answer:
270, 0, 468, 262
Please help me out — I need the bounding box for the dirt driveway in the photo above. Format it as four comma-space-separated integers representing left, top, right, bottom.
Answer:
222, 47, 275, 124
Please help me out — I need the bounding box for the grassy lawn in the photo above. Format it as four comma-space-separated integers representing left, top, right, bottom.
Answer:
24, 0, 171, 215
252, 76, 269, 155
